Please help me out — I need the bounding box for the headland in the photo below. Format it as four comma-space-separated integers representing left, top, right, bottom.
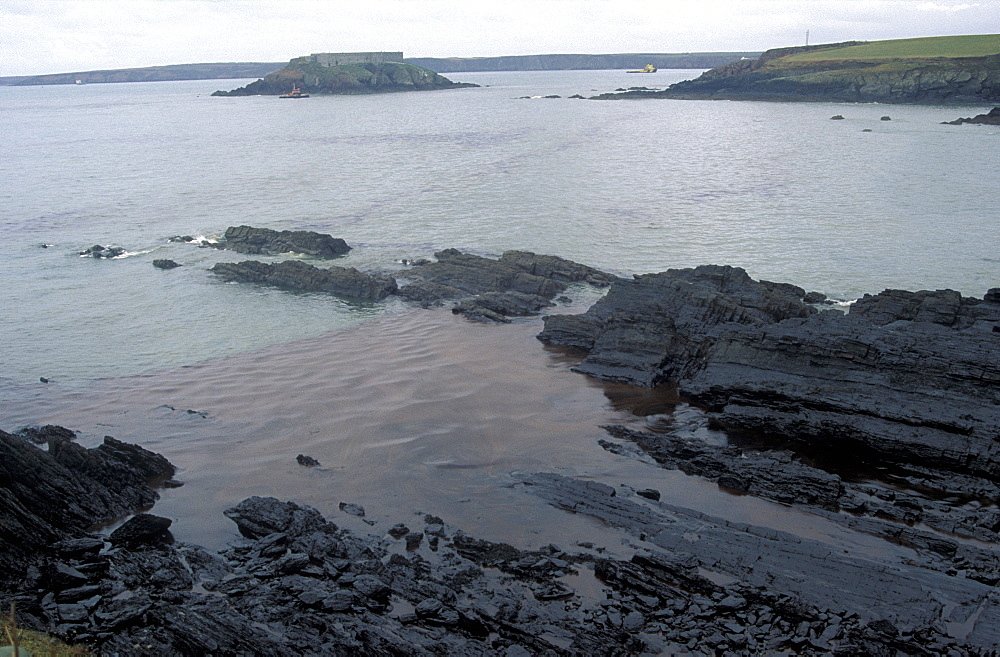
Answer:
595, 34, 1000, 104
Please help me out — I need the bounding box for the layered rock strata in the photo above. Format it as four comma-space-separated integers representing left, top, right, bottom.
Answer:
539, 268, 1000, 476
0, 426, 174, 585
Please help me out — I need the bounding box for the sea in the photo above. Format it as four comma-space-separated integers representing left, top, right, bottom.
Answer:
1, 69, 997, 554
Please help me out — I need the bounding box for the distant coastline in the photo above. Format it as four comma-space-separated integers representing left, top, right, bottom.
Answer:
0, 52, 758, 87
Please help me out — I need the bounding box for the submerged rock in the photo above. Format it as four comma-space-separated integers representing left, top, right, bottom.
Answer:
211, 259, 398, 300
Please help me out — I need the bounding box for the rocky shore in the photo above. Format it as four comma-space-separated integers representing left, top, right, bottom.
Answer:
3, 248, 999, 654
593, 37, 1000, 104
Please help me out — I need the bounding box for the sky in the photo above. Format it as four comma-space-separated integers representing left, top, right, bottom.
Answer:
1, 0, 998, 76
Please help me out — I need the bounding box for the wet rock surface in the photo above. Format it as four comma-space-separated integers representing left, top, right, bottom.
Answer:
211, 259, 399, 301
538, 264, 818, 386
540, 267, 1000, 477
0, 426, 174, 584
397, 249, 617, 317
79, 244, 126, 259
5, 263, 1000, 654
220, 225, 351, 257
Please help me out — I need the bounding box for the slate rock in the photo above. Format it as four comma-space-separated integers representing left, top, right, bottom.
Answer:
108, 514, 173, 548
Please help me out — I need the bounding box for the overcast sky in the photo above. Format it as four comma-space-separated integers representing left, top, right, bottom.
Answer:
1, 0, 997, 76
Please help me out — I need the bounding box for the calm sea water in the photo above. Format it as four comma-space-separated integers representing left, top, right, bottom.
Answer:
1, 70, 997, 551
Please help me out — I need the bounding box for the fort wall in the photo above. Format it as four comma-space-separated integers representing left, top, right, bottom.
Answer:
309, 52, 404, 66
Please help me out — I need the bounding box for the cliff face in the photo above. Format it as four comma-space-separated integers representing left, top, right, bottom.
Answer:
600, 37, 1000, 104
212, 60, 476, 96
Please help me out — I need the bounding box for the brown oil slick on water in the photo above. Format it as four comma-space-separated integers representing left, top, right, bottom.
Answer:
2, 310, 900, 559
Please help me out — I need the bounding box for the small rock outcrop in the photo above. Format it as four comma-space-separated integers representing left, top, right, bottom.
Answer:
942, 106, 1000, 125
152, 259, 181, 269
79, 245, 125, 259
211, 260, 398, 300
220, 225, 351, 257
398, 249, 617, 321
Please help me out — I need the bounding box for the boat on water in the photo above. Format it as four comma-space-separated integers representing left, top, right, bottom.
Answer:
279, 86, 309, 98
627, 64, 658, 74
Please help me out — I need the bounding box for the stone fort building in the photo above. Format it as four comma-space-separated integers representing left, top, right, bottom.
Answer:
308, 52, 404, 67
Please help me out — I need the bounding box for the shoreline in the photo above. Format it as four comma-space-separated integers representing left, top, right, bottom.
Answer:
3, 260, 999, 653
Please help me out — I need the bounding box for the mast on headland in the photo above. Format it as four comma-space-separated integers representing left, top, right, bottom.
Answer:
806, 30, 810, 46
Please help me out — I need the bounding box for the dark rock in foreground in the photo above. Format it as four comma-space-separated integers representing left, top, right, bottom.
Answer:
942, 106, 1000, 125
520, 472, 1000, 653
0, 426, 174, 584
221, 225, 351, 257
152, 259, 181, 269
681, 289, 1000, 479
15, 489, 994, 655
211, 259, 398, 300
541, 266, 1000, 478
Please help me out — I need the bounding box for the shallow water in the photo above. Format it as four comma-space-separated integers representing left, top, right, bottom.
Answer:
0, 307, 916, 569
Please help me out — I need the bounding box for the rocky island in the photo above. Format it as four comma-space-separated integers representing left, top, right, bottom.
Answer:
211, 51, 476, 97
595, 34, 1000, 104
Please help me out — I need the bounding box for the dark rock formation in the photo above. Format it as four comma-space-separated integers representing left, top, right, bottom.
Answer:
942, 106, 1000, 125
680, 289, 1000, 479
0, 426, 174, 585
211, 259, 398, 301
540, 268, 1000, 479
538, 265, 815, 386
79, 245, 125, 259
152, 259, 181, 269
399, 249, 617, 321
16, 490, 989, 655
220, 225, 350, 257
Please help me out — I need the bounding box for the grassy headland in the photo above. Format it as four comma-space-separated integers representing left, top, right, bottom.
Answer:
597, 34, 1000, 104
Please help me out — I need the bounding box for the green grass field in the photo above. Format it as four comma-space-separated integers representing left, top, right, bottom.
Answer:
784, 34, 1000, 62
